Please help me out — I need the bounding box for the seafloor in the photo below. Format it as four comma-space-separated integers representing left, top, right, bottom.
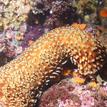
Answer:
0, 0, 107, 107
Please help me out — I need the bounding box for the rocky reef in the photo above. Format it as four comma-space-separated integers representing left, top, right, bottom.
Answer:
40, 79, 107, 107
0, 0, 107, 107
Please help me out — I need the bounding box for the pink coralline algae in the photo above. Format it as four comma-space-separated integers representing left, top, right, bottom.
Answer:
21, 25, 44, 49
39, 79, 107, 107
0, 23, 44, 66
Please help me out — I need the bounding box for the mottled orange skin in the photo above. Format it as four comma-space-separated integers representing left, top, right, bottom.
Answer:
0, 25, 106, 107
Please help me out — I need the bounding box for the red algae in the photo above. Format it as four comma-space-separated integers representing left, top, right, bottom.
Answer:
40, 79, 107, 107
99, 9, 107, 18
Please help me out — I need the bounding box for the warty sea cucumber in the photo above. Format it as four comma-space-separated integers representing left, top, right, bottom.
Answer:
0, 24, 107, 107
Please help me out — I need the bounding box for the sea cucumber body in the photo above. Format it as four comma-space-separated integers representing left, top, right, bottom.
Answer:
0, 26, 106, 107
